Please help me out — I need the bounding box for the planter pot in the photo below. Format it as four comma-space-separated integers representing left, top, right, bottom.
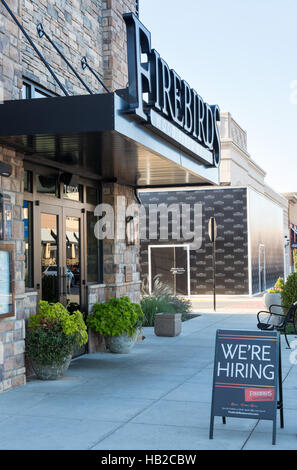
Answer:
154, 313, 182, 337
263, 292, 284, 326
30, 353, 73, 380
105, 330, 139, 354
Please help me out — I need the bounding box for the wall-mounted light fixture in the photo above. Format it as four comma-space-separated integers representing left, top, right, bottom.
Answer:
0, 162, 12, 177
126, 215, 136, 246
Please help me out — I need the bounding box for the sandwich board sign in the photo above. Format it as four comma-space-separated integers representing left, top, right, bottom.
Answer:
209, 330, 283, 445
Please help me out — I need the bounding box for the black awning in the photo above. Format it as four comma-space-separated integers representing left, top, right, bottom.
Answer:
0, 92, 219, 187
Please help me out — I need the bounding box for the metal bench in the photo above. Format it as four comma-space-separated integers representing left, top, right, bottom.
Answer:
257, 301, 297, 348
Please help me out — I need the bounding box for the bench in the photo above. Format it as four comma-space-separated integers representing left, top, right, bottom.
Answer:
257, 301, 297, 348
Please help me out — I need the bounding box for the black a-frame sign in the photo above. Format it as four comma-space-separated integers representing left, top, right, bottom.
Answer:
209, 330, 284, 445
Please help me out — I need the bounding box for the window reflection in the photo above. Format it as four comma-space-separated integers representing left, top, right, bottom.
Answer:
41, 213, 59, 302
23, 201, 33, 288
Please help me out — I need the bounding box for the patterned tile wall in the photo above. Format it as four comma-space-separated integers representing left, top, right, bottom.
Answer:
139, 188, 249, 295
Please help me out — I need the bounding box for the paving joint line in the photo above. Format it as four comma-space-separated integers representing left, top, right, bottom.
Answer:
88, 360, 214, 449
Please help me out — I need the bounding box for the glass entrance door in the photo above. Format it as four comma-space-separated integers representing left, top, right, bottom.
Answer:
37, 205, 84, 309
149, 245, 190, 296
40, 210, 60, 303
65, 213, 81, 309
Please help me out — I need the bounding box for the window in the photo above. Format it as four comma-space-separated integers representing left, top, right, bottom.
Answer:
23, 201, 34, 288
22, 80, 55, 99
63, 184, 83, 202
36, 174, 60, 197
24, 170, 33, 192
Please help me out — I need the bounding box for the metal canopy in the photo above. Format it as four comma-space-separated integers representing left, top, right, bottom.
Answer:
0, 92, 219, 187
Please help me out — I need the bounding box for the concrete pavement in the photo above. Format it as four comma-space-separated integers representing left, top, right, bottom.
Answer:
190, 294, 266, 314
0, 311, 296, 450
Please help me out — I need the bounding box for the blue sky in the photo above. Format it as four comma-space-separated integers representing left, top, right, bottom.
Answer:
140, 0, 297, 193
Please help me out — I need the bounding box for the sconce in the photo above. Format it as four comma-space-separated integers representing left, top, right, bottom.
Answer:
126, 215, 137, 246
0, 162, 12, 177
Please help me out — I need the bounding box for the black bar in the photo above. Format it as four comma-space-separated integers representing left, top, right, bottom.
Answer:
37, 24, 93, 95
209, 416, 214, 440
81, 57, 110, 93
209, 331, 218, 440
278, 341, 284, 428
272, 418, 276, 446
213, 240, 216, 312
1, 0, 69, 96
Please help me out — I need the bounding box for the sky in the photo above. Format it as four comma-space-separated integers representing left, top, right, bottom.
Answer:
140, 0, 297, 193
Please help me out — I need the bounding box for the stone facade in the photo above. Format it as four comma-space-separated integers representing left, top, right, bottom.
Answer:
0, 146, 27, 391
0, 0, 23, 101
102, 182, 140, 303
1, 0, 137, 98
0, 0, 139, 391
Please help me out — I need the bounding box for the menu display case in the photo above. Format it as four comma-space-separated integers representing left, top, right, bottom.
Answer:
0, 245, 15, 318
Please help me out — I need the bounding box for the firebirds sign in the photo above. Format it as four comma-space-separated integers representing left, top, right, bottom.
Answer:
209, 330, 283, 445
123, 13, 221, 168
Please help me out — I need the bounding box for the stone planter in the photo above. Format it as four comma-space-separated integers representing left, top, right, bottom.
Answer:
154, 313, 182, 337
30, 353, 73, 381
105, 330, 139, 354
263, 292, 284, 326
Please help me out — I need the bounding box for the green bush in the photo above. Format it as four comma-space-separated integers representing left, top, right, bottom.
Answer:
141, 294, 192, 327
141, 274, 172, 297
26, 301, 88, 366
86, 297, 144, 337
26, 325, 76, 366
281, 273, 297, 307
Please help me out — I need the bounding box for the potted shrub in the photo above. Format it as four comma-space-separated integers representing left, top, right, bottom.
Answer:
140, 290, 191, 336
263, 277, 285, 326
264, 277, 284, 309
25, 301, 88, 380
86, 297, 144, 354
281, 272, 297, 307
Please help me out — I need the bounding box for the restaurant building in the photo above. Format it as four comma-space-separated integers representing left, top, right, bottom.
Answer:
0, 1, 221, 391
139, 112, 288, 296
282, 192, 297, 274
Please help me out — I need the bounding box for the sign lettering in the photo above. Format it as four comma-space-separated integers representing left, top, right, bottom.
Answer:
209, 329, 283, 445
123, 13, 221, 168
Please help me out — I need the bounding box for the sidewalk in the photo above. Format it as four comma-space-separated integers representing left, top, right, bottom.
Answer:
190, 294, 266, 314
0, 312, 296, 450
